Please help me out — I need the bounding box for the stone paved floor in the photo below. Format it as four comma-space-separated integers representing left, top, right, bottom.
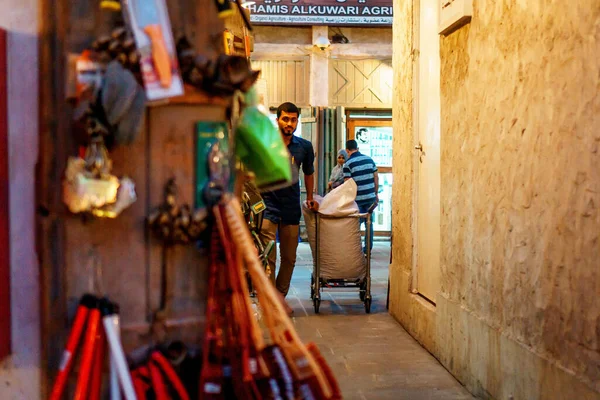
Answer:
282, 241, 474, 400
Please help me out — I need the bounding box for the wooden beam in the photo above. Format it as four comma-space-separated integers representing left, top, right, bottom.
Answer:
37, 0, 70, 396
0, 27, 10, 362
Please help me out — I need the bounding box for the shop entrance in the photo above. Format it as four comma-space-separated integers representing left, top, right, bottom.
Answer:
347, 116, 393, 237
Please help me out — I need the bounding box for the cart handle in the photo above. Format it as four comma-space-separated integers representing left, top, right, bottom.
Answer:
366, 202, 377, 214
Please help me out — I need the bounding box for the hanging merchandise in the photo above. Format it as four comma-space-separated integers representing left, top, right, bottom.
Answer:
201, 207, 282, 399
101, 60, 146, 146
195, 122, 232, 211
91, 27, 141, 77
130, 351, 191, 400
176, 36, 260, 97
100, 0, 122, 11
241, 179, 274, 277
214, 0, 234, 18
203, 197, 343, 399
223, 29, 234, 55
197, 136, 340, 397
235, 87, 292, 191
75, 50, 104, 99
70, 27, 146, 148
63, 135, 137, 218
121, 0, 184, 100
64, 28, 147, 218
147, 178, 208, 245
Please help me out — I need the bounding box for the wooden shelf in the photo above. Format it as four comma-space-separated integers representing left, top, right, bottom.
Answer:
147, 84, 230, 108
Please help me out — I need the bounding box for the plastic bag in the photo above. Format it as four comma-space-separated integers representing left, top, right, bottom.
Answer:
317, 179, 359, 216
235, 88, 292, 190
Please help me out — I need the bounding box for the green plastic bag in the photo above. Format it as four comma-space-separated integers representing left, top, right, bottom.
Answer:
235, 89, 291, 190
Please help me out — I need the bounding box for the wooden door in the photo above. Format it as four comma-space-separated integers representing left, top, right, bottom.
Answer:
415, 0, 441, 303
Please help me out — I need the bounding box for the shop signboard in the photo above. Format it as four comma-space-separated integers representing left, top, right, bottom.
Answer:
248, 0, 393, 26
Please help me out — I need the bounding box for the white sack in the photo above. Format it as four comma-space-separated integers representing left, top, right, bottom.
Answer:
317, 178, 359, 216
302, 180, 366, 281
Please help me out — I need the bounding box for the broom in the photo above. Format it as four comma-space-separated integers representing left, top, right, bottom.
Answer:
222, 196, 338, 399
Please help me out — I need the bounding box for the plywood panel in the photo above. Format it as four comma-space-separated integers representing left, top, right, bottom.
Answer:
62, 104, 227, 352
65, 116, 150, 337
40, 0, 230, 394
146, 104, 225, 347
252, 57, 310, 108
147, 105, 224, 321
329, 59, 393, 108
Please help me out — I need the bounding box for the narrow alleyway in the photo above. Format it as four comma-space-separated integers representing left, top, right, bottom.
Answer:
285, 242, 474, 400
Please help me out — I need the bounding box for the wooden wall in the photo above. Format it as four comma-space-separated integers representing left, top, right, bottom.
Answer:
0, 27, 10, 362
251, 57, 311, 108
38, 0, 229, 396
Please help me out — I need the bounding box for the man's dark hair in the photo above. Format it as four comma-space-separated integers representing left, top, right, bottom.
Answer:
346, 139, 358, 151
277, 102, 300, 118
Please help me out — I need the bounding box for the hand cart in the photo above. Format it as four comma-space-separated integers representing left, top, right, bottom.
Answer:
311, 203, 376, 314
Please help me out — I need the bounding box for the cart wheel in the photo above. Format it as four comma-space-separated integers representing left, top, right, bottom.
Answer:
364, 298, 371, 314
310, 275, 314, 300
313, 298, 321, 314
359, 281, 366, 301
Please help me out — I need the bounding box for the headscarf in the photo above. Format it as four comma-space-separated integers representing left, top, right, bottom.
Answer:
329, 149, 348, 189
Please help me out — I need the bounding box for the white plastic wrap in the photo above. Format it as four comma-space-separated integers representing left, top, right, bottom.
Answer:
317, 178, 360, 217
302, 179, 366, 281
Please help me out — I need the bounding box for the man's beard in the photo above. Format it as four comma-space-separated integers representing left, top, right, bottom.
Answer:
281, 128, 294, 136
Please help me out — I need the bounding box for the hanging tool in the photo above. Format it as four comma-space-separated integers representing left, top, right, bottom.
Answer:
233, 0, 253, 31
199, 228, 229, 399
89, 327, 106, 400
49, 294, 97, 400
222, 196, 340, 399
72, 297, 102, 400
214, 0, 234, 18
132, 350, 191, 400
100, 299, 138, 400
48, 294, 138, 400
100, 0, 122, 11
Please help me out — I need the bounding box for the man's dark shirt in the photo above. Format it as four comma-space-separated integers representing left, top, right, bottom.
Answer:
263, 135, 315, 225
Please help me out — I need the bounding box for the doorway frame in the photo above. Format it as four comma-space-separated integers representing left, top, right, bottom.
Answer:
346, 119, 393, 175
345, 112, 393, 237
411, 0, 421, 294
411, 0, 442, 302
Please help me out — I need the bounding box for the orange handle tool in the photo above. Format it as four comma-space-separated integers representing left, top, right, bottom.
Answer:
73, 305, 102, 400
48, 294, 96, 400
143, 24, 172, 88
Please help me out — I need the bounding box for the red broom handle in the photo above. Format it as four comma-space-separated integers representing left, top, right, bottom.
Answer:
89, 326, 106, 400
48, 294, 97, 400
73, 307, 101, 400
